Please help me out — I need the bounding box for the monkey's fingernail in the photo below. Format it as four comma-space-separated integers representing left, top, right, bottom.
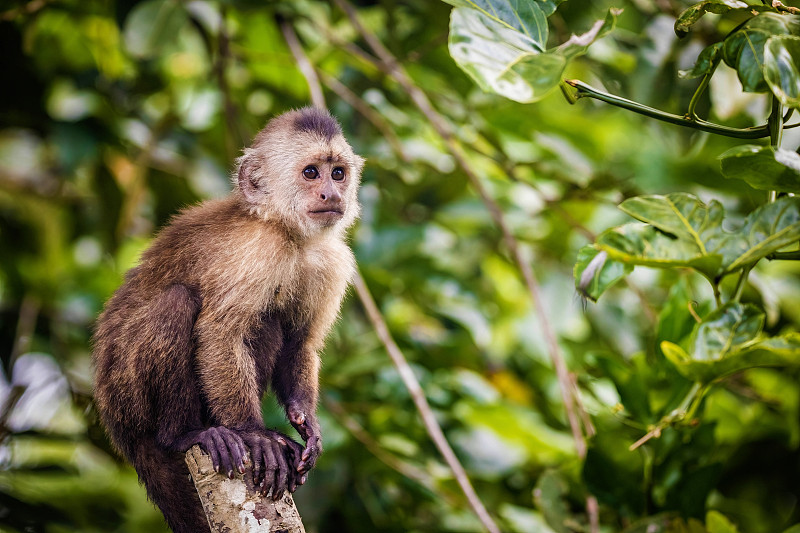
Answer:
301, 475, 308, 484
215, 466, 220, 473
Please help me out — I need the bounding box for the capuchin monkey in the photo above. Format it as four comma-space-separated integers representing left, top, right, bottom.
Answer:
92, 107, 363, 533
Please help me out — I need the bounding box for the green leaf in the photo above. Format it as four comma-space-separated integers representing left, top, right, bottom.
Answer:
447, 5, 618, 103
596, 194, 800, 277
573, 246, 632, 302
448, 6, 554, 103
722, 12, 800, 93
679, 42, 723, 79
533, 470, 571, 533
725, 195, 800, 272
662, 333, 800, 383
674, 1, 748, 39
597, 222, 723, 277
719, 144, 800, 193
619, 193, 723, 245
764, 35, 800, 109
122, 0, 187, 59
706, 510, 740, 533
689, 303, 764, 362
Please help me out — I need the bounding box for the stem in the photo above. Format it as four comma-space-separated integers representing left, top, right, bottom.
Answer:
628, 382, 704, 451
564, 79, 799, 139
768, 95, 785, 203
686, 71, 712, 120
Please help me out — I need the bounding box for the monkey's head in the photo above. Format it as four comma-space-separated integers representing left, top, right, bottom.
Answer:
235, 107, 365, 238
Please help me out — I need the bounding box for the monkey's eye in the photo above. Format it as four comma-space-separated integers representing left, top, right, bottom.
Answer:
303, 166, 319, 180
331, 167, 345, 181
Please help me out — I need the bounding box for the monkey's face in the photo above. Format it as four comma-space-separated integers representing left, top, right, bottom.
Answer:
237, 118, 363, 238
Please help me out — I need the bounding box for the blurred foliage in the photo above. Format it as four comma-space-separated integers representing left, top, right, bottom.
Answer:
1, 1, 799, 532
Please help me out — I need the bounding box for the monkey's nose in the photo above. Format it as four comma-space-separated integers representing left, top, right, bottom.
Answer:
320, 188, 342, 203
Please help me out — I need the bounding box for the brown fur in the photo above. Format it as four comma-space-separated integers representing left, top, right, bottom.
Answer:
92, 108, 363, 533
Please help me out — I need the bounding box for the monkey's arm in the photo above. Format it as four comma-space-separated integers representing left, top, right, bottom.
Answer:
272, 329, 323, 477
193, 316, 302, 498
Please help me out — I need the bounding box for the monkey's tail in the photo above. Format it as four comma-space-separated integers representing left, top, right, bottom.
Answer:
132, 443, 210, 533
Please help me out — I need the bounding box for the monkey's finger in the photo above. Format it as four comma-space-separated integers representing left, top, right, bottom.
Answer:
210, 429, 235, 478
201, 431, 223, 473
271, 441, 289, 500
221, 430, 246, 475
249, 439, 264, 485
262, 448, 278, 498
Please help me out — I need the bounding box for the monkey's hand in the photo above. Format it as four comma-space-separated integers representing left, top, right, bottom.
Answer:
241, 430, 304, 499
184, 426, 248, 479
287, 405, 323, 477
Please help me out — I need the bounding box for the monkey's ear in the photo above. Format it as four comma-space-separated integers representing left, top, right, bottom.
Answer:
237, 158, 263, 203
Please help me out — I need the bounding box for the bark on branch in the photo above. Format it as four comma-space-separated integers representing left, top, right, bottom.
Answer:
185, 445, 306, 533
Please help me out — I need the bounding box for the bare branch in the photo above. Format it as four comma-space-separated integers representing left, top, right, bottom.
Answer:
353, 272, 502, 533
280, 20, 327, 110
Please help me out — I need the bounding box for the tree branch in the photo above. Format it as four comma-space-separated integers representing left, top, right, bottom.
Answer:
185, 446, 305, 533
353, 272, 502, 533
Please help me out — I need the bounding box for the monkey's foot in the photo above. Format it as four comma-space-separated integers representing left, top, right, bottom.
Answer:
193, 426, 248, 479
241, 430, 303, 500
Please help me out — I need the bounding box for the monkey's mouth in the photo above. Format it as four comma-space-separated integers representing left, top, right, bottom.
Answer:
308, 209, 344, 225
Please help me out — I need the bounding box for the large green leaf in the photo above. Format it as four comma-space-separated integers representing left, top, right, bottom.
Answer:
597, 194, 728, 277
595, 194, 800, 277
662, 333, 800, 383
764, 35, 800, 109
619, 193, 724, 245
719, 144, 800, 193
573, 246, 632, 302
597, 222, 724, 277
447, 4, 617, 103
674, 1, 748, 39
722, 12, 800, 93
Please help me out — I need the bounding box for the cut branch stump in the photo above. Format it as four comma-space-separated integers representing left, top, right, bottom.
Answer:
185, 445, 306, 533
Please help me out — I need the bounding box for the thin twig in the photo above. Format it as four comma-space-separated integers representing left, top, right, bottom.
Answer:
353, 272, 502, 533
280, 20, 327, 110
11, 293, 40, 364
333, 0, 588, 460
279, 19, 499, 533
214, 6, 244, 161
